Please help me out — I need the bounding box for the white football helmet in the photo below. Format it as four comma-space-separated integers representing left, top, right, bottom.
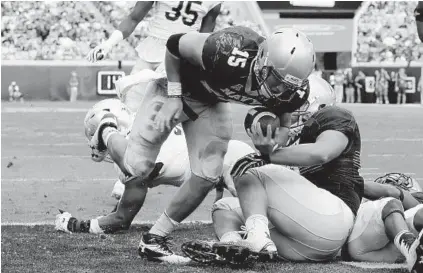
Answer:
84, 99, 133, 162
254, 28, 316, 110
375, 173, 423, 193
288, 75, 336, 145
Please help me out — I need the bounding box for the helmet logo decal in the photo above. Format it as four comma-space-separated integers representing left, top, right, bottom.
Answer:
285, 74, 302, 87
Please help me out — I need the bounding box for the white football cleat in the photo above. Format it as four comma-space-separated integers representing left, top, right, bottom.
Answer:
138, 233, 191, 264
213, 228, 278, 265
55, 210, 72, 233
111, 179, 125, 200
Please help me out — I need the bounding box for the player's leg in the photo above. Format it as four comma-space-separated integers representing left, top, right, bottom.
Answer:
116, 59, 162, 113
212, 197, 245, 242
347, 198, 422, 271
260, 166, 354, 261
139, 101, 233, 263
405, 205, 423, 235
181, 197, 246, 264
383, 85, 390, 104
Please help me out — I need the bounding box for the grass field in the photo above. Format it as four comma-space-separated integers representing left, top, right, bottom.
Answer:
2, 101, 423, 273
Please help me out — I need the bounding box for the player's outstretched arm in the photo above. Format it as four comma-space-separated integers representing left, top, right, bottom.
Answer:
199, 2, 222, 33
364, 181, 421, 210
87, 1, 154, 62
269, 130, 349, 167
416, 2, 423, 42
154, 32, 209, 132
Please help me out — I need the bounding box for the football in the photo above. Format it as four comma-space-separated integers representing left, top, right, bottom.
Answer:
244, 107, 281, 138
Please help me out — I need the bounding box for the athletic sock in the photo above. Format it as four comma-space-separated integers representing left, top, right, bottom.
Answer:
245, 214, 270, 235
149, 211, 179, 237
102, 127, 118, 148
220, 231, 243, 243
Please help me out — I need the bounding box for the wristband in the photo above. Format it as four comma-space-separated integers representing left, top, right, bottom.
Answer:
167, 82, 182, 96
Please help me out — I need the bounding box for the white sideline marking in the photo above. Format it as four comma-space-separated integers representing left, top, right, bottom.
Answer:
1, 178, 117, 182
1, 220, 212, 226
2, 107, 88, 113
363, 138, 423, 142
340, 261, 406, 269
368, 154, 423, 157
25, 143, 85, 146
2, 155, 91, 159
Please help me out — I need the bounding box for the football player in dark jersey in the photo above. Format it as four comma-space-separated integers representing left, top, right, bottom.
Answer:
416, 2, 423, 42
346, 173, 423, 273
85, 26, 316, 262
181, 75, 360, 265
198, 75, 361, 264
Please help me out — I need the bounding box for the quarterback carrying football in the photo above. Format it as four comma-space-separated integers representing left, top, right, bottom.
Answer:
87, 1, 222, 112
182, 75, 362, 264
88, 26, 316, 262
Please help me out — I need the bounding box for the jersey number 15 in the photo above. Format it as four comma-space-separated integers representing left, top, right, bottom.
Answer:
227, 47, 249, 68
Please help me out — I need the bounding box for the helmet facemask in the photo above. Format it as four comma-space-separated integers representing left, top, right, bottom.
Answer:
254, 47, 309, 109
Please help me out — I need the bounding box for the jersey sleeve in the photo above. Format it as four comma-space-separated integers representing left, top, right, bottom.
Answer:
201, 26, 264, 79
314, 106, 357, 140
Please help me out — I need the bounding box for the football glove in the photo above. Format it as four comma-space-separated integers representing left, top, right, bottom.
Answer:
230, 153, 270, 180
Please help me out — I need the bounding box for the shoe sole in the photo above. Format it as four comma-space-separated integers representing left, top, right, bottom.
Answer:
181, 241, 224, 265
212, 243, 259, 266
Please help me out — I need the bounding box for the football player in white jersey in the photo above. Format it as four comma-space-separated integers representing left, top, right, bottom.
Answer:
345, 173, 423, 273
87, 1, 222, 112
55, 98, 253, 237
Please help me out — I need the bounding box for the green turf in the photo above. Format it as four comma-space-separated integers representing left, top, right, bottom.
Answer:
1, 224, 406, 273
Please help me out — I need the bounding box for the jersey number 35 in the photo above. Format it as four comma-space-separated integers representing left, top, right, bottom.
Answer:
165, 1, 202, 26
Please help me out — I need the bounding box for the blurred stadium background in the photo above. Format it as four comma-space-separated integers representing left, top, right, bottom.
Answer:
1, 1, 422, 104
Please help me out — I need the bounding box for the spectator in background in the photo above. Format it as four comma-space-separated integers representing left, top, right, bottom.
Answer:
380, 68, 390, 104
397, 68, 408, 104
387, 70, 397, 103
8, 81, 23, 102
355, 70, 366, 103
334, 69, 345, 103
68, 71, 78, 102
344, 68, 355, 103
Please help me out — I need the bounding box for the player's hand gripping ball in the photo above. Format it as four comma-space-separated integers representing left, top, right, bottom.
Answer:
244, 107, 280, 137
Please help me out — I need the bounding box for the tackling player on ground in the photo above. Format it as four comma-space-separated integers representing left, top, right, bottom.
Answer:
182, 75, 361, 264
87, 1, 222, 112
86, 26, 316, 263
345, 173, 423, 273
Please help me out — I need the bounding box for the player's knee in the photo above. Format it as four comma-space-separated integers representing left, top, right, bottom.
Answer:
195, 140, 228, 183
234, 171, 260, 190
381, 198, 405, 222
413, 207, 423, 232
212, 197, 240, 214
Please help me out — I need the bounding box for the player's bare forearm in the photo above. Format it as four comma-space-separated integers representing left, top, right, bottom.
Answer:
199, 3, 221, 33
269, 143, 329, 166
270, 130, 348, 166
118, 1, 154, 38
364, 181, 420, 209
